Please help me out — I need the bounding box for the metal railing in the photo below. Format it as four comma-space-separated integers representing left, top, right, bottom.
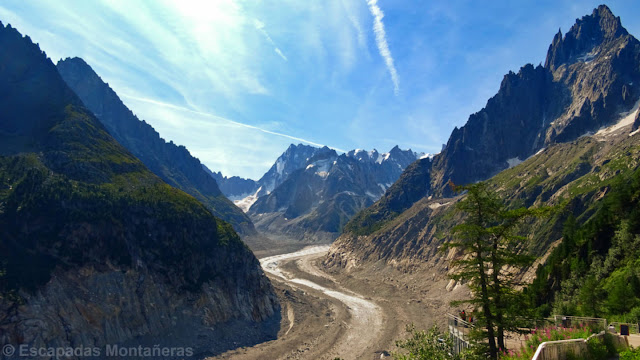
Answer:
446, 313, 474, 355
532, 330, 629, 360
609, 322, 640, 335
552, 315, 607, 329
531, 338, 588, 360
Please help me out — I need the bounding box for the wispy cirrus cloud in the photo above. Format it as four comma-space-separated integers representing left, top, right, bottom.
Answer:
366, 0, 399, 95
120, 93, 344, 151
6, 0, 635, 180
253, 19, 288, 62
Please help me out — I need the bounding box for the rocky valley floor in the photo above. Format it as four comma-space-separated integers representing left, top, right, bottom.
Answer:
209, 246, 469, 360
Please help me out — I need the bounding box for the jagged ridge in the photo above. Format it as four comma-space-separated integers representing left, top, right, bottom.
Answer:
249, 144, 421, 242
343, 5, 640, 238
56, 57, 256, 235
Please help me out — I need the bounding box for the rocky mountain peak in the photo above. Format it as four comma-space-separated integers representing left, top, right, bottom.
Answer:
388, 144, 403, 156
254, 143, 320, 196
247, 144, 421, 241
308, 146, 337, 163
545, 5, 628, 70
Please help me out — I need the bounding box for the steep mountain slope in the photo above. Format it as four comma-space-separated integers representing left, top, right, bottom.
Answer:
249, 145, 421, 242
0, 22, 278, 356
206, 166, 260, 201
343, 5, 640, 238
205, 144, 321, 212
524, 163, 640, 320
255, 144, 321, 197
325, 110, 640, 280
56, 57, 256, 236
327, 6, 640, 293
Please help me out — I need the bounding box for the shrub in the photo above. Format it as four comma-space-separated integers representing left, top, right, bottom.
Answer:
393, 324, 459, 360
619, 347, 640, 360
500, 325, 596, 359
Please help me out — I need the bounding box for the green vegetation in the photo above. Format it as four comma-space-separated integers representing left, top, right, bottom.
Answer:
393, 324, 460, 360
0, 153, 243, 293
499, 324, 602, 359
0, 117, 244, 295
344, 158, 431, 236
443, 182, 550, 359
620, 347, 640, 360
524, 166, 640, 323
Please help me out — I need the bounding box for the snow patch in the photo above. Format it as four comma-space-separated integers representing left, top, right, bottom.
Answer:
595, 98, 640, 137
276, 158, 285, 175
506, 157, 523, 168
233, 187, 262, 213
577, 50, 597, 63
579, 131, 594, 139
419, 153, 433, 159
376, 152, 391, 164
306, 164, 315, 170
365, 191, 379, 199
429, 201, 451, 210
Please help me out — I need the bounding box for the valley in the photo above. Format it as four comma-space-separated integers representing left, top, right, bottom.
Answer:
1, 2, 640, 360
211, 245, 466, 360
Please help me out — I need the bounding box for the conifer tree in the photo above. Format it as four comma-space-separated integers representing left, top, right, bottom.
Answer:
444, 182, 550, 358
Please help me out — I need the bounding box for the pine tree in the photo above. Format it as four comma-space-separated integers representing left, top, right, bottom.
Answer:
444, 182, 550, 358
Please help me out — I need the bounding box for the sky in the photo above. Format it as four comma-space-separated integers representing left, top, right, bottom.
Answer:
1, 1, 639, 179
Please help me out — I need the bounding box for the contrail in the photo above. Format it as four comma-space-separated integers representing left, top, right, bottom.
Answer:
367, 0, 399, 95
120, 93, 345, 152
254, 19, 288, 61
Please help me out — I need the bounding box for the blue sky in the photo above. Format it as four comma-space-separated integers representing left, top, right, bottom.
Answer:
1, 1, 639, 179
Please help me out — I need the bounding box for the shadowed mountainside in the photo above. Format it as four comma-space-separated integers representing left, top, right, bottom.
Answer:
56, 57, 256, 236
0, 22, 279, 357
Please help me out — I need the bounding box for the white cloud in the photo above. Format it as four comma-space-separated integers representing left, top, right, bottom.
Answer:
366, 0, 399, 95
0, 0, 403, 178
120, 93, 344, 151
340, 0, 367, 51
253, 19, 288, 61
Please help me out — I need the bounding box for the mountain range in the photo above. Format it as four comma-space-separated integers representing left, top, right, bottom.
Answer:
50, 40, 421, 250
210, 143, 423, 243
2, 4, 639, 357
0, 21, 278, 356
327, 5, 640, 281
207, 143, 321, 207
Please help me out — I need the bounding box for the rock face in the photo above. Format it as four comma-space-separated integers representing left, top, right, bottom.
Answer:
431, 5, 640, 197
344, 5, 640, 236
249, 145, 422, 242
0, 22, 279, 358
255, 144, 322, 197
56, 57, 256, 236
206, 144, 326, 217
205, 166, 261, 200
209, 144, 322, 201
